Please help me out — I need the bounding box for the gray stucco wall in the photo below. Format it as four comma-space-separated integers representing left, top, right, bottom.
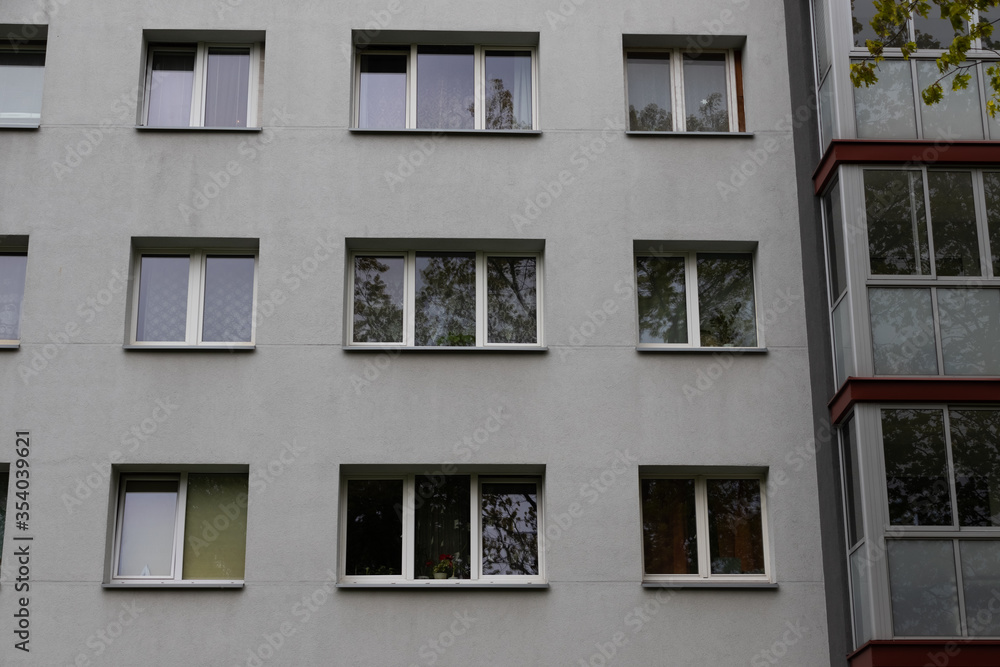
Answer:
0, 0, 830, 664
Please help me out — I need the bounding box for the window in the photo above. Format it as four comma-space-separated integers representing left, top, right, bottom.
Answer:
625, 49, 743, 132
635, 250, 758, 348
0, 40, 45, 127
640, 473, 770, 582
0, 470, 7, 567
143, 40, 262, 128
0, 247, 28, 345
863, 169, 1000, 375
339, 473, 543, 584
349, 249, 541, 348
109, 472, 248, 586
355, 44, 537, 130
876, 407, 1000, 637
129, 245, 257, 347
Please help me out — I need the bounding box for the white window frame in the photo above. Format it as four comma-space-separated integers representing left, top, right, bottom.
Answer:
142, 42, 261, 128
624, 48, 740, 132
339, 473, 545, 585
348, 250, 543, 348
108, 472, 246, 587
0, 43, 46, 127
129, 249, 258, 348
639, 473, 772, 584
0, 248, 28, 346
634, 250, 760, 349
353, 45, 538, 130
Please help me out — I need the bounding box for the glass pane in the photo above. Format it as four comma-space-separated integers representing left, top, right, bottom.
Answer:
117, 479, 178, 576
205, 48, 250, 127
414, 252, 476, 346
833, 299, 856, 386
136, 256, 190, 342
850, 547, 873, 646
359, 53, 406, 129
914, 12, 961, 49
852, 0, 906, 47
864, 170, 929, 275
182, 473, 247, 580
960, 541, 1000, 635
683, 53, 729, 132
929, 171, 981, 275
869, 288, 938, 374
484, 51, 532, 129
843, 418, 864, 546
697, 253, 756, 347
202, 256, 254, 342
0, 52, 44, 125
636, 256, 688, 344
937, 289, 1000, 375
641, 479, 697, 575
825, 181, 847, 299
416, 46, 474, 129
481, 481, 539, 575
981, 9, 1000, 51
353, 256, 404, 343
0, 254, 27, 340
147, 51, 195, 127
918, 65, 984, 140
415, 475, 471, 579
819, 73, 834, 146
950, 409, 1000, 527
881, 408, 952, 526
813, 0, 831, 75
487, 256, 537, 344
887, 540, 961, 636
854, 60, 917, 139
707, 479, 765, 575
985, 172, 1000, 275
345, 479, 403, 576
627, 53, 672, 131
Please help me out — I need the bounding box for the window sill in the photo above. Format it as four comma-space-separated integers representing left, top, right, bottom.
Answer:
0, 123, 40, 129
636, 346, 767, 354
337, 582, 548, 589
103, 580, 244, 589
135, 126, 263, 132
625, 131, 754, 138
642, 581, 777, 589
0, 343, 20, 350
349, 128, 541, 136
123, 344, 255, 351
343, 345, 547, 353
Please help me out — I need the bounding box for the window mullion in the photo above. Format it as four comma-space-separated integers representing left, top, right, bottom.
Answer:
953, 537, 970, 636
192, 43, 208, 127
408, 45, 417, 128
471, 474, 481, 580
247, 43, 261, 127
174, 472, 189, 581
673, 50, 685, 132
405, 251, 416, 346
695, 477, 711, 578
930, 287, 945, 375
476, 252, 486, 346
726, 49, 738, 131
474, 46, 484, 130
403, 476, 415, 579
687, 253, 701, 346
189, 253, 204, 344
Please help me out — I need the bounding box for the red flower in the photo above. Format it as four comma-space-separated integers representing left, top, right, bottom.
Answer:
439, 554, 452, 561
425, 561, 433, 567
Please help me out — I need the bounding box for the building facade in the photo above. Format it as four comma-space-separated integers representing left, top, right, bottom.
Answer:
806, 1, 1000, 665
0, 0, 833, 664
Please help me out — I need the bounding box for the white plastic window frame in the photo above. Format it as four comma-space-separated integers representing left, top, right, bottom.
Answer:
142, 42, 261, 128
639, 473, 772, 584
353, 45, 538, 130
0, 248, 28, 346
129, 249, 258, 348
634, 250, 761, 349
338, 474, 545, 585
348, 250, 543, 348
0, 43, 46, 128
108, 472, 245, 587
623, 48, 740, 132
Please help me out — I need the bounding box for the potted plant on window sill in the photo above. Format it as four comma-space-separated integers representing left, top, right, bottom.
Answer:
431, 554, 454, 579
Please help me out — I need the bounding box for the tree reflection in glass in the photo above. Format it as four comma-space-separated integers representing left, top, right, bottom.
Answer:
481, 482, 538, 575
864, 170, 929, 275
683, 54, 729, 132
636, 256, 687, 344
487, 257, 537, 343
984, 172, 1000, 275
960, 541, 1000, 635
353, 256, 404, 343
707, 479, 764, 574
887, 540, 961, 636
345, 479, 402, 576
415, 252, 476, 346
853, 61, 917, 139
414, 475, 471, 579
868, 288, 938, 375
416, 47, 474, 129
484, 51, 532, 130
950, 409, 1000, 527
929, 172, 981, 276
937, 289, 1000, 375
641, 479, 697, 574
881, 409, 952, 526
697, 253, 756, 347
627, 53, 672, 131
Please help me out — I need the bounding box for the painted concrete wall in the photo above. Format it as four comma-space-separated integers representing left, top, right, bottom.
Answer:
0, 0, 830, 664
